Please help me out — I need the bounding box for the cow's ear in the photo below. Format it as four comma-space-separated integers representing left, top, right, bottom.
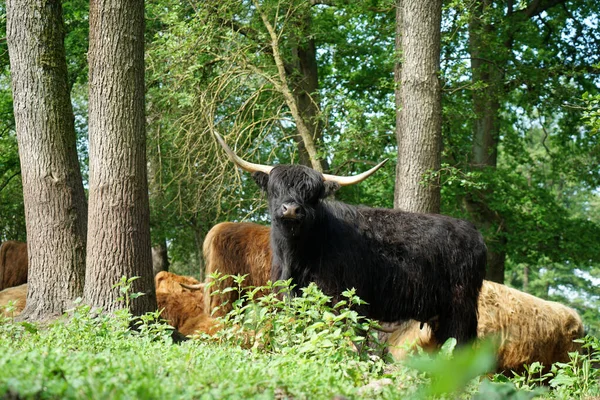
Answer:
323, 181, 340, 198
252, 172, 269, 191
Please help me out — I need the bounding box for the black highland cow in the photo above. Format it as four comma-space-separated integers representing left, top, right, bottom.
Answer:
215, 132, 487, 345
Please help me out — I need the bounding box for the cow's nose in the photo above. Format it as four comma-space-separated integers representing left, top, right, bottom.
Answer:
281, 203, 300, 219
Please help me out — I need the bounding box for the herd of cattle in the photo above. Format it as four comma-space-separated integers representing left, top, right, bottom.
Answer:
0, 221, 585, 375
0, 136, 587, 375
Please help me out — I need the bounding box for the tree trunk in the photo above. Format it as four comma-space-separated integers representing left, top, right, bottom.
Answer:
466, 0, 507, 283
6, 0, 88, 320
394, 0, 443, 214
254, 0, 323, 173
151, 241, 169, 276
290, 12, 329, 172
191, 224, 205, 281
84, 0, 156, 315
522, 264, 529, 292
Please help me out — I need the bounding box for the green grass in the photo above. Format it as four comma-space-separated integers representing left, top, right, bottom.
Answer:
0, 279, 598, 399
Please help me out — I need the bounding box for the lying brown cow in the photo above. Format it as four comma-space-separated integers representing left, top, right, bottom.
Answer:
200, 222, 271, 317
0, 283, 27, 317
155, 271, 203, 294
0, 241, 28, 291
387, 280, 585, 374
154, 271, 220, 336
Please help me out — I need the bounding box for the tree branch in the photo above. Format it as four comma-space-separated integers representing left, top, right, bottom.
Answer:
514, 0, 567, 19
504, 63, 600, 92
253, 0, 323, 172
0, 171, 21, 193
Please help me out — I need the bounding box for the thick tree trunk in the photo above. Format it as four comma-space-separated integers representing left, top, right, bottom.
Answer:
6, 0, 87, 320
394, 0, 443, 214
84, 0, 156, 315
467, 0, 507, 283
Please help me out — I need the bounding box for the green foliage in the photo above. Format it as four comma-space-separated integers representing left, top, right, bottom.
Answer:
474, 379, 546, 400
548, 335, 600, 398
208, 273, 389, 366
1, 281, 599, 399
0, 282, 410, 399
112, 276, 145, 310
484, 335, 600, 400
406, 338, 497, 398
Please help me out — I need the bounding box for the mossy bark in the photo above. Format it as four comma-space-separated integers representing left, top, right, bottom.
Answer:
6, 0, 88, 320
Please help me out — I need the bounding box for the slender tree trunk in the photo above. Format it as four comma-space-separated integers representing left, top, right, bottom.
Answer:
522, 264, 529, 292
290, 12, 329, 172
466, 0, 507, 283
254, 0, 323, 172
84, 0, 156, 315
151, 241, 169, 276
394, 0, 443, 214
6, 0, 87, 320
191, 225, 205, 281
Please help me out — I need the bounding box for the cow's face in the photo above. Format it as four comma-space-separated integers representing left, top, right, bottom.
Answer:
253, 165, 339, 238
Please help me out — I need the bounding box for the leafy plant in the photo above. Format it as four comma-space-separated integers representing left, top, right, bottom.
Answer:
548, 335, 600, 398
508, 362, 553, 391
112, 275, 145, 309
406, 337, 497, 398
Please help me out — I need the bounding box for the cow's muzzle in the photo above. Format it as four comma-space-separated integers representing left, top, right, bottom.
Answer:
281, 203, 302, 220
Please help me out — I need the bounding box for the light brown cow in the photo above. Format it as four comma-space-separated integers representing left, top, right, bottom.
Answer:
156, 291, 220, 336
0, 241, 28, 291
200, 222, 271, 317
387, 280, 585, 374
0, 283, 27, 317
154, 271, 220, 336
155, 271, 202, 294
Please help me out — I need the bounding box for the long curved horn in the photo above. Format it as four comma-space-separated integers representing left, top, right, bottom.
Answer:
180, 282, 205, 291
214, 131, 273, 174
322, 159, 388, 186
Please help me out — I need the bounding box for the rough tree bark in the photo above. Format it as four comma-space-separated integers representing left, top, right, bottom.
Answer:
6, 0, 88, 320
394, 0, 443, 213
84, 0, 156, 315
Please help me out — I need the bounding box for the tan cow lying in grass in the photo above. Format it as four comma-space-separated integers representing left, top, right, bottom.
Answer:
0, 283, 27, 317
387, 280, 585, 374
154, 271, 220, 336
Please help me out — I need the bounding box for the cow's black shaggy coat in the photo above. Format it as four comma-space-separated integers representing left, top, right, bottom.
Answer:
252, 165, 487, 345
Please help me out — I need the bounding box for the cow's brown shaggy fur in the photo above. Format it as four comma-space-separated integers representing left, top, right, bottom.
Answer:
155, 291, 220, 336
203, 222, 271, 316
387, 280, 585, 374
0, 283, 27, 317
0, 241, 28, 291
155, 271, 202, 294
154, 271, 220, 336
